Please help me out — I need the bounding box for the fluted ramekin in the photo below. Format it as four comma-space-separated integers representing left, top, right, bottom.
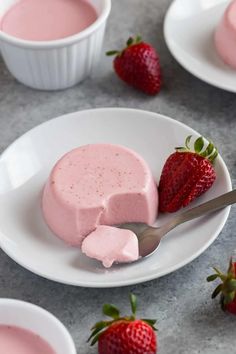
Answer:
0, 299, 76, 354
0, 0, 111, 90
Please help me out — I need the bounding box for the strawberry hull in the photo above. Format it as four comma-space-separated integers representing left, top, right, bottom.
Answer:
208, 259, 236, 315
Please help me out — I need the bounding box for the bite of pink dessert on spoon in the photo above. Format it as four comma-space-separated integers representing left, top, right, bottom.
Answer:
81, 225, 139, 268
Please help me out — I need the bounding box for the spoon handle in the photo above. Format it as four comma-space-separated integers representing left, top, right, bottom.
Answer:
172, 189, 235, 229
139, 190, 235, 258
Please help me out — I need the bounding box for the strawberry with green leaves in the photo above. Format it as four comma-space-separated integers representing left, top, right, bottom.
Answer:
207, 255, 236, 314
159, 135, 218, 213
88, 293, 158, 353
107, 36, 162, 95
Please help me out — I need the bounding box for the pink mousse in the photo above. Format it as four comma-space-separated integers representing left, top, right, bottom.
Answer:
0, 325, 55, 354
42, 144, 158, 246
82, 225, 139, 267
0, 0, 97, 41
215, 0, 236, 68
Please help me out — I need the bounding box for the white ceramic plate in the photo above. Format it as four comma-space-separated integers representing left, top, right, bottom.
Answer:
164, 0, 236, 92
0, 108, 231, 287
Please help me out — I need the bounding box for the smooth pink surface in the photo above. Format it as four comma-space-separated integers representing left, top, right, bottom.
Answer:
82, 225, 139, 267
0, 0, 97, 41
42, 144, 158, 246
0, 325, 55, 354
215, 0, 236, 69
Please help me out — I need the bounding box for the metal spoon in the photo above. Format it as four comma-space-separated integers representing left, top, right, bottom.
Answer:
119, 189, 236, 259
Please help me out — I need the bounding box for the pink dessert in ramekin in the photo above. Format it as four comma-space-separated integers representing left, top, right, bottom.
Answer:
0, 0, 111, 90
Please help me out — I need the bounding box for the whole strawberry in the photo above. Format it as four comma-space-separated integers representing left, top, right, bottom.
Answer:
158, 135, 218, 213
106, 36, 162, 95
88, 293, 157, 353
207, 254, 236, 314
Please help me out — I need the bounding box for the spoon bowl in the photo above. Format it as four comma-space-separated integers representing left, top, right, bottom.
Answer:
119, 189, 236, 259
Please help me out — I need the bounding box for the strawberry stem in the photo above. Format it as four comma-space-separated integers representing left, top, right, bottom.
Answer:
106, 35, 143, 57
194, 137, 204, 153
126, 37, 134, 46
208, 258, 236, 312
130, 293, 137, 317
211, 284, 223, 298
185, 135, 192, 150
141, 319, 158, 331
207, 274, 219, 282
88, 321, 110, 342
175, 135, 218, 163
135, 35, 142, 43
106, 50, 120, 56
103, 304, 120, 319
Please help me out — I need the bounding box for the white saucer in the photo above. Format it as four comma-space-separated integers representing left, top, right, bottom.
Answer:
164, 0, 236, 92
0, 108, 232, 287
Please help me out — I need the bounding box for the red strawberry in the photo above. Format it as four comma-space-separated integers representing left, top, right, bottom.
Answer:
158, 135, 218, 213
88, 293, 157, 353
207, 254, 236, 314
106, 36, 162, 95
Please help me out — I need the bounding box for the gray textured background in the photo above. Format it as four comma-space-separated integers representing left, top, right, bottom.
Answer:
0, 0, 236, 353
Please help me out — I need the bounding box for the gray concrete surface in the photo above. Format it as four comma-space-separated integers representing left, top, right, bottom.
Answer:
0, 0, 236, 353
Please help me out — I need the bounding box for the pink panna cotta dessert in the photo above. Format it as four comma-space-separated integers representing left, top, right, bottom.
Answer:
42, 144, 158, 266
215, 0, 236, 69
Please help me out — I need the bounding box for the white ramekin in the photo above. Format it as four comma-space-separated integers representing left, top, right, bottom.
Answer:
0, 299, 77, 354
0, 0, 111, 90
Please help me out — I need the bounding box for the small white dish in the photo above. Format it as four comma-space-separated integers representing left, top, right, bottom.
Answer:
164, 0, 236, 93
0, 298, 76, 354
0, 108, 232, 287
0, 0, 111, 90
